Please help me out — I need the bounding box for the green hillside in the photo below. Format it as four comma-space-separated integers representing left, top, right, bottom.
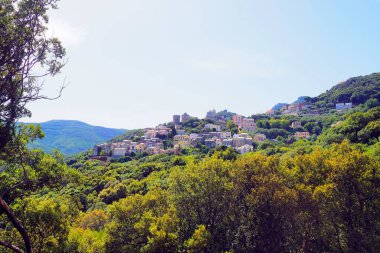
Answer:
23, 120, 127, 155
6, 76, 380, 253
270, 73, 380, 112
313, 72, 380, 110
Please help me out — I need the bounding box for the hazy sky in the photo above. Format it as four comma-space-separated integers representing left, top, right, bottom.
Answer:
21, 0, 380, 129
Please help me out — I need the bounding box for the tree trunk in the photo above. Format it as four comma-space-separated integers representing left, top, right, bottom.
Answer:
0, 197, 33, 253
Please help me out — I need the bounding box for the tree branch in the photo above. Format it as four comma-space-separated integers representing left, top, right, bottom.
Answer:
0, 197, 33, 253
0, 240, 24, 253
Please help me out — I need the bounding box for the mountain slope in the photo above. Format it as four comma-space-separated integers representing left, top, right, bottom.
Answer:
270, 72, 380, 112
24, 120, 127, 155
271, 103, 289, 111
314, 72, 380, 109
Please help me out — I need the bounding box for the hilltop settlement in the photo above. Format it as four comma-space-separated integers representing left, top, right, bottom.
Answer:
92, 98, 355, 160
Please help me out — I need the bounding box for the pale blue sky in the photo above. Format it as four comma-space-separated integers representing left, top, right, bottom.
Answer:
22, 0, 380, 129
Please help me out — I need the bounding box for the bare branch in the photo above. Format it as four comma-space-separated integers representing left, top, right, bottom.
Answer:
0, 240, 24, 253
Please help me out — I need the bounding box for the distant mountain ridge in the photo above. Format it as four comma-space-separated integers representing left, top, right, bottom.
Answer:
22, 120, 127, 155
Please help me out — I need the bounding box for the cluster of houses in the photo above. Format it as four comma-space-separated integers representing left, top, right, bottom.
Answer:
266, 102, 319, 116
93, 111, 314, 159
93, 124, 174, 158
173, 131, 256, 154
268, 100, 354, 117
282, 103, 319, 116
290, 121, 311, 139
93, 112, 262, 158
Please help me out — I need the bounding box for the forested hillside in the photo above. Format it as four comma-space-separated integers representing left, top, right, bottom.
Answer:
270, 72, 380, 113
2, 103, 379, 252
2, 69, 380, 252
24, 120, 127, 155
314, 72, 380, 110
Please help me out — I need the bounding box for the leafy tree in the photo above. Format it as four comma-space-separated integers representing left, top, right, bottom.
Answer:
169, 156, 234, 252
4, 196, 79, 253
318, 106, 380, 145
226, 120, 238, 134
0, 0, 66, 153
105, 189, 178, 253
67, 210, 108, 253
0, 125, 78, 253
0, 1, 66, 252
312, 142, 380, 252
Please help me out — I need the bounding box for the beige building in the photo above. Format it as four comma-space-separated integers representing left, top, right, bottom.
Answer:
254, 134, 267, 142
295, 132, 310, 139
173, 135, 190, 145
113, 148, 126, 157
241, 118, 256, 132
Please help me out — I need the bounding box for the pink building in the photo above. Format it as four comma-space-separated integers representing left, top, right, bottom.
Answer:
232, 115, 244, 127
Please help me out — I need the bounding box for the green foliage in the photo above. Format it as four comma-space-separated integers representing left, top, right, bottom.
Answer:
1, 34, 379, 253
169, 156, 234, 252
318, 106, 380, 145
226, 120, 238, 134
1, 195, 79, 253
105, 189, 179, 253
66, 210, 108, 253
184, 225, 210, 253
3, 132, 379, 253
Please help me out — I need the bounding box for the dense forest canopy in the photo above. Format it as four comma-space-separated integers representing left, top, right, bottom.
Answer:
1, 1, 380, 253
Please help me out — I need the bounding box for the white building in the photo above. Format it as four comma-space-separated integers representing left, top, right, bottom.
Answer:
336, 102, 353, 111
204, 124, 221, 132
236, 144, 253, 154
189, 133, 199, 139
221, 131, 232, 139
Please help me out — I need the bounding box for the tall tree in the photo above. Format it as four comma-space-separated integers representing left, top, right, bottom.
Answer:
0, 0, 65, 153
0, 0, 66, 252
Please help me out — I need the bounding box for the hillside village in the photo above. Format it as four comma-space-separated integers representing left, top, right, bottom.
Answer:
92, 99, 354, 159
93, 112, 256, 158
